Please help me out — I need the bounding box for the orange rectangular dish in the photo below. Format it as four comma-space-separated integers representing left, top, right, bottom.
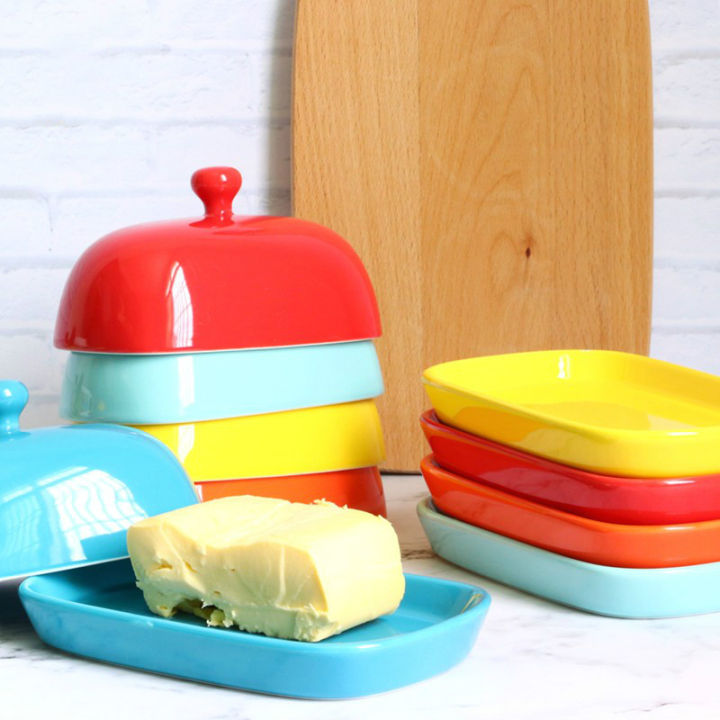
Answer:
421, 455, 720, 569
195, 467, 386, 517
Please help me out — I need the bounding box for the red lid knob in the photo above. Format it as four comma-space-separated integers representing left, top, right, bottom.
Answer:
191, 167, 242, 218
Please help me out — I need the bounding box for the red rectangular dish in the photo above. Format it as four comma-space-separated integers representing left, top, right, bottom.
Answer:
420, 410, 720, 525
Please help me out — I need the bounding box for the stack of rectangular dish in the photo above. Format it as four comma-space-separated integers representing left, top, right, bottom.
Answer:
54, 167, 387, 514
418, 350, 720, 617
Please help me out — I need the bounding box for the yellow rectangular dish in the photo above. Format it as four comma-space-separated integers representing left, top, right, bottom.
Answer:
423, 350, 720, 478
131, 400, 385, 481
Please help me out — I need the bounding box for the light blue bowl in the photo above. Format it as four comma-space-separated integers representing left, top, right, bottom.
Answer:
61, 340, 384, 424
418, 496, 720, 618
0, 380, 198, 582
20, 559, 491, 698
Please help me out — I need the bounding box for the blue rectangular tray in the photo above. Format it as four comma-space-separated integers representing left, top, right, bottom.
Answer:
19, 558, 490, 698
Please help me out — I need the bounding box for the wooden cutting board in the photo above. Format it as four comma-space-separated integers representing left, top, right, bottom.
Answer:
292, 0, 653, 472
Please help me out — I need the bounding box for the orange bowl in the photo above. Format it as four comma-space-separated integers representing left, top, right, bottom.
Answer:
195, 466, 386, 516
421, 455, 720, 568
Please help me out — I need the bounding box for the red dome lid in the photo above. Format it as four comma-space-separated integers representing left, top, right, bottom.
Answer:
54, 167, 381, 353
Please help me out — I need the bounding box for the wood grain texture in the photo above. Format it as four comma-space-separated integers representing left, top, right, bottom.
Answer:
293, 0, 653, 471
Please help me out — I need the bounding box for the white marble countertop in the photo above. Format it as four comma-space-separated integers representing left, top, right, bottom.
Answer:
3, 474, 720, 720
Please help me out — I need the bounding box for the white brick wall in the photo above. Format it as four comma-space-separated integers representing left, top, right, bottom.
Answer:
0, 0, 294, 426
0, 0, 717, 427
651, 0, 720, 376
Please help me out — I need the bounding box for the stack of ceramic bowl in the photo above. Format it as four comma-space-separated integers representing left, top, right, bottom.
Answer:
54, 167, 387, 515
417, 350, 720, 618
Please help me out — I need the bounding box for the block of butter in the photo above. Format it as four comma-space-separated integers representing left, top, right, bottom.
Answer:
127, 495, 405, 642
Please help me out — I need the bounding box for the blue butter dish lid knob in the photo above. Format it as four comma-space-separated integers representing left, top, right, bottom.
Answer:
0, 380, 28, 435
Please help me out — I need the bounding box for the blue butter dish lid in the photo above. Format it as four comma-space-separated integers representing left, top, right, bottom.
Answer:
0, 380, 199, 582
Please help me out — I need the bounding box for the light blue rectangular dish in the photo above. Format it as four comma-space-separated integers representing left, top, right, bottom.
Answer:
19, 558, 490, 699
417, 496, 720, 619
61, 340, 384, 424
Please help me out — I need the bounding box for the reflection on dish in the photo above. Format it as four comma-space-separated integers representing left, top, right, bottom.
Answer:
168, 263, 194, 348
3, 467, 148, 567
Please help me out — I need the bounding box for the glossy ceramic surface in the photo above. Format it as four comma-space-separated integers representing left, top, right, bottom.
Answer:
0, 381, 198, 582
132, 399, 385, 481
422, 456, 720, 569
423, 350, 720, 478
420, 410, 720, 524
20, 559, 490, 698
61, 341, 383, 424
54, 167, 381, 354
196, 466, 387, 516
418, 497, 720, 618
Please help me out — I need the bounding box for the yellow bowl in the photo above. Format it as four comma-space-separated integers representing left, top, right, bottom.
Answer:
423, 350, 720, 478
133, 400, 385, 481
